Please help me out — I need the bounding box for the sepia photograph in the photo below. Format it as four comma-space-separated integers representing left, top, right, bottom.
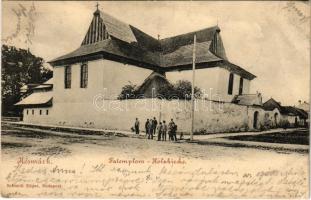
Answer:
1, 1, 310, 198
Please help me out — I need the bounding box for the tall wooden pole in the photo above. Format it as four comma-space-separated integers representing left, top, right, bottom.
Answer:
190, 34, 196, 141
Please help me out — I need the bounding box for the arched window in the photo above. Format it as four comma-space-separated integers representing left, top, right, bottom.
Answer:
64, 66, 71, 89
80, 63, 88, 88
228, 73, 234, 95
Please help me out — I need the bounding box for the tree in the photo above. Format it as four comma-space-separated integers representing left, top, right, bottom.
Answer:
118, 82, 137, 100
158, 80, 202, 100
118, 79, 202, 100
1, 45, 53, 116
173, 80, 202, 100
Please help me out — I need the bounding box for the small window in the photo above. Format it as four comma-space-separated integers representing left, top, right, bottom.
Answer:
26, 110, 29, 115
80, 63, 88, 88
65, 66, 71, 89
39, 110, 42, 115
46, 110, 49, 115
228, 73, 234, 95
239, 77, 244, 95
32, 110, 34, 115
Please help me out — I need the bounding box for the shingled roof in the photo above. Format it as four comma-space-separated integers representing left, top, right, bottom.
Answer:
49, 9, 255, 80
81, 10, 137, 45
135, 72, 171, 98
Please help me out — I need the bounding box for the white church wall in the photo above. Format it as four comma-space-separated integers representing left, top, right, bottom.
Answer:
243, 79, 251, 94
217, 68, 251, 102
166, 67, 222, 101
53, 59, 153, 104
30, 58, 258, 133
166, 67, 252, 103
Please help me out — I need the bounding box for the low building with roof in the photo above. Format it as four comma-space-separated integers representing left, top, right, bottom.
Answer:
263, 98, 308, 127
15, 79, 53, 123
135, 72, 171, 98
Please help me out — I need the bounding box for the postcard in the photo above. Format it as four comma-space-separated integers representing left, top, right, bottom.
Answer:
1, 1, 310, 198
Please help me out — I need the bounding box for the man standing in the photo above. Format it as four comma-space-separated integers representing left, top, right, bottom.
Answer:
147, 120, 153, 139
162, 120, 167, 141
157, 122, 163, 141
172, 122, 177, 141
145, 119, 149, 136
168, 118, 175, 141
134, 118, 140, 134
152, 117, 158, 136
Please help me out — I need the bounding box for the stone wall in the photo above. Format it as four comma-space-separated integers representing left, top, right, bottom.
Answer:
23, 99, 267, 134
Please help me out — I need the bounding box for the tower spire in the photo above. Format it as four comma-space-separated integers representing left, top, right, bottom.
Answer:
96, 2, 99, 11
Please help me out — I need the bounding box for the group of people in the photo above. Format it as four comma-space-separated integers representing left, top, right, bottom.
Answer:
133, 117, 178, 141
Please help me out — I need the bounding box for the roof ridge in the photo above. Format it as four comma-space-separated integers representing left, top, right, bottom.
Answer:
160, 25, 219, 41
99, 9, 219, 43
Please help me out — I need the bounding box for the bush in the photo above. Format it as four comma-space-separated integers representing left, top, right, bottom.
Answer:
118, 79, 202, 100
278, 120, 290, 129
118, 83, 137, 100
262, 113, 272, 130
172, 80, 202, 100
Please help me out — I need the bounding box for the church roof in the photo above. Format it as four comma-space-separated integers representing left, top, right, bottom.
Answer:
160, 26, 219, 54
50, 39, 161, 68
81, 10, 137, 45
161, 41, 222, 67
49, 9, 255, 80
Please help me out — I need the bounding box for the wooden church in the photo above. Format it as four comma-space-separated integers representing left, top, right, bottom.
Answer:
16, 7, 259, 132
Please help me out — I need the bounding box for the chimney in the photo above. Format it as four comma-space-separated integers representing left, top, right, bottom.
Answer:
157, 34, 160, 41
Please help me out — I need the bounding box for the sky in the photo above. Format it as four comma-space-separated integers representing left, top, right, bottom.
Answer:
2, 1, 310, 106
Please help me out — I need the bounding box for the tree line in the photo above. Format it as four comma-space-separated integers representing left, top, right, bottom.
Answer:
1, 45, 53, 116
